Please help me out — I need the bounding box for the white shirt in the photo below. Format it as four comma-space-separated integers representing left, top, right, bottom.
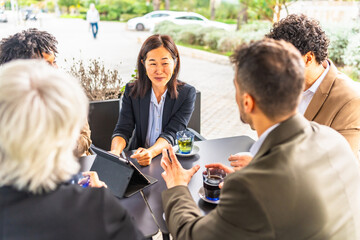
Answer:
86, 9, 100, 23
145, 88, 167, 148
249, 123, 280, 156
298, 61, 330, 115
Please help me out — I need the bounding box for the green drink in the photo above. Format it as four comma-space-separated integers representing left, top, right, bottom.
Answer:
176, 130, 194, 154
178, 138, 193, 154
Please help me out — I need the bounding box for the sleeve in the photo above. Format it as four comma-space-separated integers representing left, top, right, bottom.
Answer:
112, 84, 136, 147
331, 97, 360, 157
102, 189, 145, 240
75, 121, 92, 157
162, 175, 271, 240
159, 85, 196, 145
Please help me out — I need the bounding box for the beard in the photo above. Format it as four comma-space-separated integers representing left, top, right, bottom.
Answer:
239, 101, 254, 130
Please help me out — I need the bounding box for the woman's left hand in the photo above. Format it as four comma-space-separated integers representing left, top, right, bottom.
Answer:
131, 148, 154, 166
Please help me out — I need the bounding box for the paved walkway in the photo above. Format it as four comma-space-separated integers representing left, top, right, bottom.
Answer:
0, 13, 258, 142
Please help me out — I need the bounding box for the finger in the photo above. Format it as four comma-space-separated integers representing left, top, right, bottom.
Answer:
219, 182, 224, 189
160, 158, 169, 171
189, 165, 200, 176
138, 160, 151, 166
161, 148, 172, 166
161, 171, 167, 180
205, 163, 226, 169
136, 153, 150, 161
167, 144, 180, 167
230, 161, 241, 167
228, 155, 240, 161
131, 148, 144, 158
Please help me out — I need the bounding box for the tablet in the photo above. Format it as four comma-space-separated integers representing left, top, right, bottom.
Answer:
89, 145, 158, 198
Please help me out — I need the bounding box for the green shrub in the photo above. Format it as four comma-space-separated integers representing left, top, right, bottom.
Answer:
344, 33, 360, 81
325, 27, 350, 66
204, 30, 225, 50
217, 33, 242, 52
177, 28, 198, 45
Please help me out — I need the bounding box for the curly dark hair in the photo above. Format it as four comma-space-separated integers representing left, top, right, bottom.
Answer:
266, 14, 329, 64
0, 28, 58, 65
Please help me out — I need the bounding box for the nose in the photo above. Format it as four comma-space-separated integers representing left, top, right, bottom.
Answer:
154, 64, 163, 74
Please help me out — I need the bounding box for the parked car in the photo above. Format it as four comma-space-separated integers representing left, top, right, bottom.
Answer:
127, 10, 177, 31
165, 12, 231, 31
0, 10, 8, 23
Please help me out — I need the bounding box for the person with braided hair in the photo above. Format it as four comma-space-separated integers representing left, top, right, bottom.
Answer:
0, 28, 92, 158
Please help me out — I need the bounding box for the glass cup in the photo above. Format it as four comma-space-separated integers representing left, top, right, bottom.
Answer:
176, 130, 194, 154
202, 168, 226, 201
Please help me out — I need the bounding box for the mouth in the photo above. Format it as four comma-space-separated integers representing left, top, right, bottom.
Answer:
154, 77, 165, 81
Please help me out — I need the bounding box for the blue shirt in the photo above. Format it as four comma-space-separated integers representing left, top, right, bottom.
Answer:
145, 88, 168, 148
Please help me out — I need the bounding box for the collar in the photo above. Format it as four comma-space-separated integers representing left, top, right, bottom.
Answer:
250, 123, 280, 156
150, 88, 168, 105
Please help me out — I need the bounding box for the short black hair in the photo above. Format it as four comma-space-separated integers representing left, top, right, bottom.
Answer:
266, 14, 329, 64
0, 28, 58, 65
231, 39, 305, 120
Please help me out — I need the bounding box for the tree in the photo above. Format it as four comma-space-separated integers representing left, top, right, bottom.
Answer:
153, 0, 160, 10
58, 0, 79, 13
165, 0, 170, 10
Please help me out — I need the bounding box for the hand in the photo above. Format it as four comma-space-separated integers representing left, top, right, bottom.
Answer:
131, 148, 154, 166
161, 144, 200, 189
204, 163, 234, 189
228, 153, 253, 171
82, 171, 108, 188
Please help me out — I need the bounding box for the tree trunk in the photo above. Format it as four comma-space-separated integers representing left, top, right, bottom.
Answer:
153, 0, 160, 11
165, 0, 170, 10
210, 0, 215, 20
236, 3, 248, 30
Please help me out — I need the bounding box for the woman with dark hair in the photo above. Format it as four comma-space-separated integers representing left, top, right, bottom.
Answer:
111, 34, 196, 166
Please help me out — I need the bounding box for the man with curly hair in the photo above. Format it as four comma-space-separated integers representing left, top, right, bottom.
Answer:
265, 14, 360, 159
0, 28, 92, 157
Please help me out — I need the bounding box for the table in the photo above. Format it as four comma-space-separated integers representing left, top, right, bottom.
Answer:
124, 135, 255, 234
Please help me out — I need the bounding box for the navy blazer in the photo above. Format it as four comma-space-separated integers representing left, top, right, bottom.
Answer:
112, 82, 196, 150
0, 185, 144, 240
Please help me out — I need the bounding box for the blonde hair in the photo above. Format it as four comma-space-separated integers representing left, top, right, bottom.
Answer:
0, 60, 89, 193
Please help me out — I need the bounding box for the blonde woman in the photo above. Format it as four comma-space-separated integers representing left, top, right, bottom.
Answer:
0, 60, 144, 240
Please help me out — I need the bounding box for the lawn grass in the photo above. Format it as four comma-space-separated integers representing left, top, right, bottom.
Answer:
60, 14, 85, 19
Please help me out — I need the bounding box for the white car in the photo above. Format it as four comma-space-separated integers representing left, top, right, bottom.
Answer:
166, 12, 231, 31
127, 10, 177, 31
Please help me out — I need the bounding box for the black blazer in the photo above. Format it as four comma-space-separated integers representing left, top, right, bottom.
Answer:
112, 82, 196, 150
0, 185, 145, 240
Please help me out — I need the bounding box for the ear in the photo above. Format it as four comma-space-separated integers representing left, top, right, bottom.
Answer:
243, 93, 255, 113
303, 51, 315, 66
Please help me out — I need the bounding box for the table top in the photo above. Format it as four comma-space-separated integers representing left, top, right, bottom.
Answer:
124, 135, 255, 234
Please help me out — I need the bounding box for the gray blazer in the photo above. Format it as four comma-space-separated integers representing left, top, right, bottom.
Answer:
162, 114, 360, 240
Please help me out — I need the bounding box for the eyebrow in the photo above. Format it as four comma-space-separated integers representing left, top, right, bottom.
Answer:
148, 57, 170, 61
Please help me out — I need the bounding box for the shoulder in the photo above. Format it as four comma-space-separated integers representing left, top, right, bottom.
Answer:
177, 81, 196, 97
328, 68, 360, 101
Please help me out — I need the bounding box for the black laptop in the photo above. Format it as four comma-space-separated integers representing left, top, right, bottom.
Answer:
81, 145, 157, 198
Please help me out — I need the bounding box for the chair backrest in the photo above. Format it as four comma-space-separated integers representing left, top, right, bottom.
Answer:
88, 90, 201, 150
187, 90, 201, 133
88, 99, 120, 150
